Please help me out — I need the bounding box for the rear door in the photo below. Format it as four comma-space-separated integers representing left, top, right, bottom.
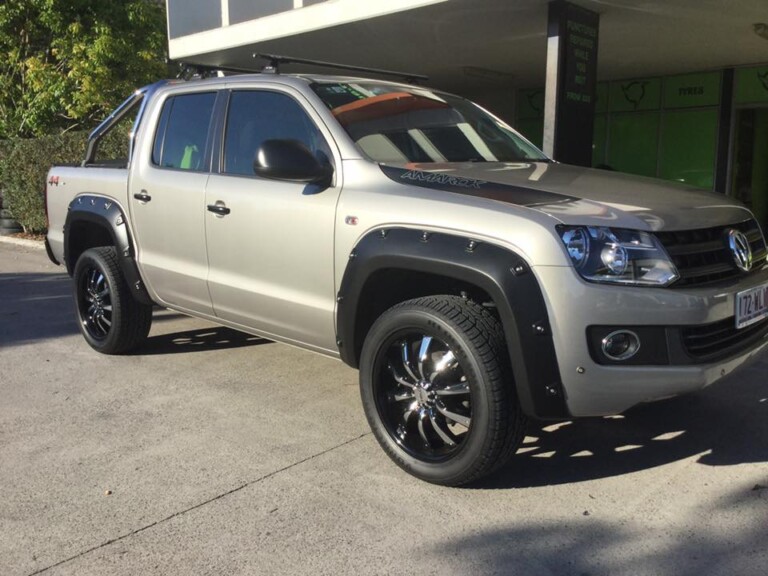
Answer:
129, 89, 218, 314
204, 87, 341, 352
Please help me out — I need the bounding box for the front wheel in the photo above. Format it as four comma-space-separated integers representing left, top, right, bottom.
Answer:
73, 247, 152, 354
359, 296, 525, 486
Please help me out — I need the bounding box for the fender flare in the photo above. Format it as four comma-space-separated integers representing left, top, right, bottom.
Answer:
336, 227, 569, 419
64, 195, 153, 306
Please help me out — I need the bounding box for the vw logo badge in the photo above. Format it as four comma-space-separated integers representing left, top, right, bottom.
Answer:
726, 229, 753, 272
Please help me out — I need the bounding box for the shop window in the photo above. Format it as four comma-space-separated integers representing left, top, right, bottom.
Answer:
658, 109, 717, 189
607, 112, 659, 177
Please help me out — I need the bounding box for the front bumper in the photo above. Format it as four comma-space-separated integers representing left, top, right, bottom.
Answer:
536, 265, 768, 417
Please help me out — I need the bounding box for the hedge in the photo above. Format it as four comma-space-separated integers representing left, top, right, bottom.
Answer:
0, 129, 130, 234
0, 133, 87, 234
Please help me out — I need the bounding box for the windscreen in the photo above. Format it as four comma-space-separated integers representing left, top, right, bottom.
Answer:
311, 81, 548, 164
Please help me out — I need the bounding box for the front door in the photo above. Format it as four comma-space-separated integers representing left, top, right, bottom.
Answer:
204, 88, 341, 352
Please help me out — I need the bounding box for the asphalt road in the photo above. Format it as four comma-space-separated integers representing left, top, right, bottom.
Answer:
1, 239, 767, 576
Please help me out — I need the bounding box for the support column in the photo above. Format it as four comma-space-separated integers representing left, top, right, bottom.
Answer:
221, 0, 230, 26
715, 68, 734, 193
543, 0, 600, 166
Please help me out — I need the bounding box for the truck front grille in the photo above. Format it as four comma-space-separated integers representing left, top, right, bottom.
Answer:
681, 315, 768, 360
655, 219, 767, 287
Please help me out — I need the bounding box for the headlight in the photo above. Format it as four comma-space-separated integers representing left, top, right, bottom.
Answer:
557, 226, 679, 286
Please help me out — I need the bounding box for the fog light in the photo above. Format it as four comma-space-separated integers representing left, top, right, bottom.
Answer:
601, 330, 641, 361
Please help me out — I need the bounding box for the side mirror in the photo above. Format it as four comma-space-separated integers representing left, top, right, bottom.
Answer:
253, 139, 333, 184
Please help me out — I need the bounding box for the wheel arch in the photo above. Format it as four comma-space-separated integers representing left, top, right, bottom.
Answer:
337, 227, 569, 419
64, 195, 153, 306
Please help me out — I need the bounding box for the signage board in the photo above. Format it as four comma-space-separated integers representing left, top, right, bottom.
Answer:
663, 72, 721, 109
548, 0, 600, 166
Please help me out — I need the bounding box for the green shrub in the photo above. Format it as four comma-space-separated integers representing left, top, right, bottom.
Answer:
0, 139, 14, 206
0, 133, 87, 233
0, 126, 136, 234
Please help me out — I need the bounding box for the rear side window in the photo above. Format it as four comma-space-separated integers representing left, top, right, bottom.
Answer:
223, 90, 330, 177
152, 92, 216, 171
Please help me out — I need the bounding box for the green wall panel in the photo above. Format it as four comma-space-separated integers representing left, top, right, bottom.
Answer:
663, 72, 720, 108
607, 112, 659, 177
658, 109, 717, 189
735, 66, 768, 104
517, 89, 545, 120
592, 114, 607, 167
594, 82, 608, 114
609, 78, 661, 112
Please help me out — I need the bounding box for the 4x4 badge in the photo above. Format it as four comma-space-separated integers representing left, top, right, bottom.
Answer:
727, 229, 753, 272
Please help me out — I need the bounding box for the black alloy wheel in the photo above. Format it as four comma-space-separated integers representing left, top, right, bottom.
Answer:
360, 295, 525, 486
79, 262, 113, 341
378, 331, 472, 461
73, 247, 152, 354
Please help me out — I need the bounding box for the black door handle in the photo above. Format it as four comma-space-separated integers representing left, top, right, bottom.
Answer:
207, 203, 231, 216
133, 191, 152, 202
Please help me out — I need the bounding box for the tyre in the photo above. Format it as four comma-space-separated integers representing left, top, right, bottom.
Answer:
0, 216, 21, 228
359, 295, 525, 486
73, 247, 152, 354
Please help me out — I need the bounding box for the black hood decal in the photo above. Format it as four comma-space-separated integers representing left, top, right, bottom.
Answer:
380, 165, 578, 207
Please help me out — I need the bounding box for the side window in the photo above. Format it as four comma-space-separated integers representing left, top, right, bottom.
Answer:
223, 90, 331, 177
152, 92, 216, 171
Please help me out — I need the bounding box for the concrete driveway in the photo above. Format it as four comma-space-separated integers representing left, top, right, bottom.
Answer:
1, 239, 767, 576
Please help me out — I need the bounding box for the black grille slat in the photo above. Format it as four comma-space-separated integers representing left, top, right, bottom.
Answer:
683, 323, 734, 342
655, 219, 768, 288
685, 325, 755, 352
664, 239, 725, 257
747, 229, 764, 242
682, 316, 768, 359
678, 262, 735, 281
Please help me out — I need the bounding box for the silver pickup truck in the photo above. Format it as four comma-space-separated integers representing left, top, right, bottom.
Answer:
45, 68, 768, 485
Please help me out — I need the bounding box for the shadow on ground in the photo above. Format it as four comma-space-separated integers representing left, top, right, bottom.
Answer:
480, 364, 768, 488
0, 272, 77, 347
134, 326, 269, 355
0, 273, 268, 355
427, 482, 767, 576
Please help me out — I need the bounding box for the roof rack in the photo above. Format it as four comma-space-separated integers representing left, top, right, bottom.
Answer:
172, 61, 256, 80
254, 53, 429, 83
171, 55, 429, 84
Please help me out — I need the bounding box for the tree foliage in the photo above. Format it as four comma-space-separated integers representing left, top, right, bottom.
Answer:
0, 0, 167, 139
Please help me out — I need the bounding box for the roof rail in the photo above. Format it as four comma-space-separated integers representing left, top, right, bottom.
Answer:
254, 53, 429, 83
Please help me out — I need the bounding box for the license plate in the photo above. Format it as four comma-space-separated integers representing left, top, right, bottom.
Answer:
735, 281, 768, 329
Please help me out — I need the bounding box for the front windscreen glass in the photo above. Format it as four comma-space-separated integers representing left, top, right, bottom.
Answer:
311, 81, 548, 164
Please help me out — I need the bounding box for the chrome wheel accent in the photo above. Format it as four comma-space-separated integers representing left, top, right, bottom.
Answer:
377, 333, 471, 461
79, 266, 113, 340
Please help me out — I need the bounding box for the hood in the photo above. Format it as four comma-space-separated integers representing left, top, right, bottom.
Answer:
380, 161, 751, 231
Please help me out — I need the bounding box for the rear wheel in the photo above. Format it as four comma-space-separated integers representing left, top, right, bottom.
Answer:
73, 247, 152, 354
360, 295, 525, 486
